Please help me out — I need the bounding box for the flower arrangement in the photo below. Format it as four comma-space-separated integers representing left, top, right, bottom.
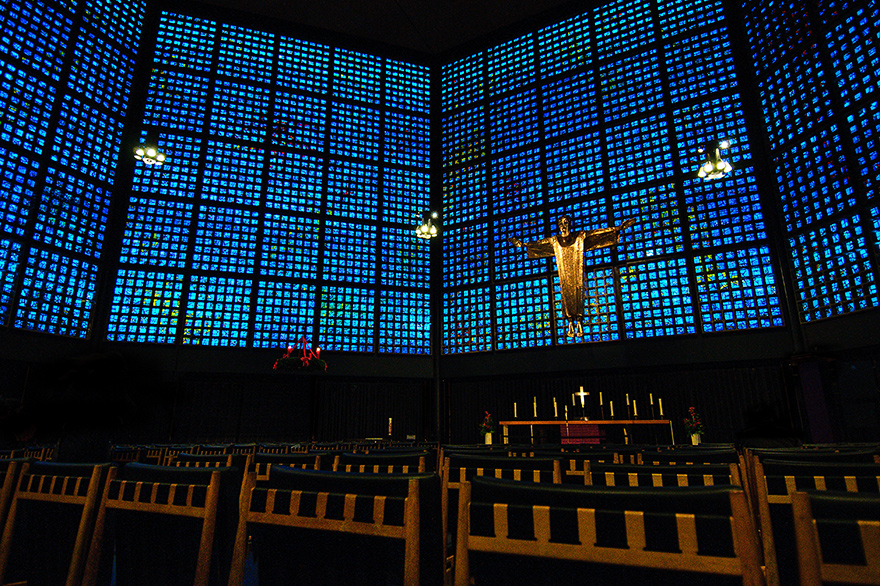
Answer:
479, 411, 495, 436
273, 337, 327, 372
683, 406, 704, 436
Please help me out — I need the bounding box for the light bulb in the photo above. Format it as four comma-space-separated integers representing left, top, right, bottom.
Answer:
719, 140, 730, 149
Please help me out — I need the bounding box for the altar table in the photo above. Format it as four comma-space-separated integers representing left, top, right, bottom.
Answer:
499, 419, 675, 445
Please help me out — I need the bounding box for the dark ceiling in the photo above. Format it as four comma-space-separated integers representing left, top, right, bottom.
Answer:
195, 0, 583, 56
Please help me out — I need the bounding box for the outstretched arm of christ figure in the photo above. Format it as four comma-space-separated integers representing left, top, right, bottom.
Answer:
582, 218, 638, 251
509, 235, 555, 259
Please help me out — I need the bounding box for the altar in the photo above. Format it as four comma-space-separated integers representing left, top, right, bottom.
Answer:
499, 419, 675, 445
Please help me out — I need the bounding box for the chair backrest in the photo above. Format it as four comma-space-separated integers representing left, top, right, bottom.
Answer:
197, 444, 232, 456
173, 452, 252, 474
335, 451, 429, 473
82, 462, 245, 586
754, 459, 880, 586
454, 476, 764, 586
228, 467, 443, 586
0, 461, 110, 586
0, 459, 23, 530
442, 454, 562, 486
253, 453, 321, 482
21, 444, 54, 461
641, 448, 741, 466
792, 490, 880, 586
585, 462, 742, 487
530, 450, 622, 482
110, 445, 144, 463
229, 444, 257, 456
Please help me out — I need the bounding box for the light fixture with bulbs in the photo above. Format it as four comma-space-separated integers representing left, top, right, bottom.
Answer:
415, 210, 440, 239
133, 143, 167, 165
697, 139, 733, 179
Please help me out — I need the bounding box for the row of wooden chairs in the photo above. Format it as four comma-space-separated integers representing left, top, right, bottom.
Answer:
4, 441, 879, 585
1, 457, 441, 586
439, 443, 880, 586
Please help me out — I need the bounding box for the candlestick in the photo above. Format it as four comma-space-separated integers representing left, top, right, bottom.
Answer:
659, 398, 664, 416
610, 401, 614, 417
514, 402, 517, 418
553, 398, 558, 418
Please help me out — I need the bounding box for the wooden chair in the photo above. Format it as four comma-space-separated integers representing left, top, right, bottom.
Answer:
441, 453, 562, 582
82, 463, 244, 586
253, 452, 321, 483
753, 459, 880, 586
21, 445, 53, 461
141, 444, 195, 466
110, 445, 144, 464
257, 443, 290, 455
197, 444, 232, 456
0, 461, 110, 586
229, 444, 257, 457
228, 467, 443, 586
641, 448, 742, 466
334, 451, 429, 473
531, 449, 620, 483
792, 490, 880, 585
0, 460, 22, 531
585, 462, 743, 488
172, 452, 252, 475
454, 477, 764, 586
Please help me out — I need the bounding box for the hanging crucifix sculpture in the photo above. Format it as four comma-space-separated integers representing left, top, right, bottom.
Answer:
510, 215, 637, 338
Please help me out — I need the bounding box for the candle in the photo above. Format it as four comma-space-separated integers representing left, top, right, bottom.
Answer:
599, 392, 603, 405
626, 393, 630, 405
316, 347, 321, 358
533, 397, 537, 418
649, 393, 654, 405
564, 405, 568, 420
388, 417, 392, 436
610, 401, 614, 417
659, 398, 664, 416
514, 402, 517, 418
633, 400, 638, 417
553, 398, 558, 418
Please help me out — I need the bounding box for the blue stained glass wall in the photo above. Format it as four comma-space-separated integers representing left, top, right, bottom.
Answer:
0, 0, 146, 336
6, 0, 879, 360
743, 0, 880, 321
441, 0, 786, 353
107, 13, 432, 353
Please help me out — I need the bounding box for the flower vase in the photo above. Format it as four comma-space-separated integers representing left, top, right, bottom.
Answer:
484, 432, 493, 445
690, 433, 701, 446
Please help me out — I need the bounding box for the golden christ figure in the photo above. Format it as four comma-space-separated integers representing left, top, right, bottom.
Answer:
510, 215, 637, 338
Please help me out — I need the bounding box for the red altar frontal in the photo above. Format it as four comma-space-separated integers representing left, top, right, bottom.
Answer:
499, 419, 675, 445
